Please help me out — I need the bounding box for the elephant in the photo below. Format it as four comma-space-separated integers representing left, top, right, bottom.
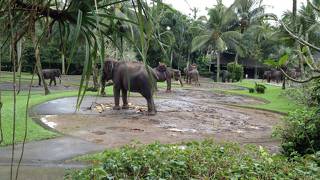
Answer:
220, 70, 231, 82
168, 67, 183, 87
187, 65, 200, 86
152, 63, 184, 92
262, 69, 283, 83
153, 63, 172, 92
263, 70, 272, 82
184, 64, 193, 82
38, 69, 61, 86
100, 59, 157, 115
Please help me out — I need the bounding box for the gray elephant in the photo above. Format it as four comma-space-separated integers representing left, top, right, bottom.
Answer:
153, 63, 172, 92
188, 65, 200, 86
184, 64, 193, 82
220, 70, 231, 82
263, 69, 283, 83
100, 59, 157, 115
38, 69, 61, 86
168, 67, 183, 87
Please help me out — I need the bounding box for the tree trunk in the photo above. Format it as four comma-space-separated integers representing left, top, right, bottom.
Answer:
170, 50, 173, 67
216, 52, 221, 82
235, 53, 239, 64
293, 0, 297, 23
31, 24, 50, 95
61, 53, 65, 75
17, 39, 22, 93
254, 63, 258, 79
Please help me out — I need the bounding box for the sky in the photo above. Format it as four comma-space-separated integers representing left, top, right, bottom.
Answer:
162, 0, 307, 18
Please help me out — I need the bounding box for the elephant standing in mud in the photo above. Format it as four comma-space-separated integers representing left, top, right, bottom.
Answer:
38, 69, 61, 86
153, 63, 172, 92
100, 59, 157, 115
153, 63, 184, 92
187, 64, 200, 86
168, 68, 183, 87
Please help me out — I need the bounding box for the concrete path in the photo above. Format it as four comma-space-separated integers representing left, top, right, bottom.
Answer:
0, 135, 105, 180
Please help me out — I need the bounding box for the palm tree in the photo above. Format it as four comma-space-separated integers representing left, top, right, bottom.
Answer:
191, 0, 242, 82
231, 0, 266, 63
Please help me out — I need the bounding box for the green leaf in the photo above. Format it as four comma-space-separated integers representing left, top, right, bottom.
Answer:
264, 59, 277, 67
191, 34, 211, 52
278, 54, 289, 66
215, 37, 227, 52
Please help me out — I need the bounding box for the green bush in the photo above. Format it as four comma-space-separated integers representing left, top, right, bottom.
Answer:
255, 83, 266, 94
227, 62, 244, 82
66, 141, 320, 179
275, 108, 320, 157
248, 88, 255, 93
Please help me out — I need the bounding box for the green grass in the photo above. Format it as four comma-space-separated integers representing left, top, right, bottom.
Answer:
0, 87, 113, 146
220, 79, 301, 114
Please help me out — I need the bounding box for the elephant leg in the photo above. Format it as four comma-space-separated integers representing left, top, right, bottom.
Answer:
113, 86, 121, 110
53, 77, 57, 86
179, 78, 183, 87
49, 78, 53, 86
146, 97, 156, 115
100, 75, 106, 96
197, 75, 200, 86
166, 77, 171, 92
122, 89, 129, 109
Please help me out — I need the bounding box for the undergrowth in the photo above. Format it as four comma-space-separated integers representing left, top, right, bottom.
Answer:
66, 140, 320, 179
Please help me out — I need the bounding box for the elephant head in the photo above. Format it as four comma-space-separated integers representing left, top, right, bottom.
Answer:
156, 62, 167, 72
103, 59, 117, 81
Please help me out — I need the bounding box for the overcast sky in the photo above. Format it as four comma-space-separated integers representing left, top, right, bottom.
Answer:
162, 0, 307, 18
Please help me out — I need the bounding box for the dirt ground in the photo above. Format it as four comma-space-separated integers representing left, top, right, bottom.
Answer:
33, 78, 282, 153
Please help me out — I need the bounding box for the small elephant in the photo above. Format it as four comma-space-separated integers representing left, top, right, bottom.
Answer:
220, 70, 231, 82
153, 63, 172, 92
188, 65, 200, 86
168, 68, 183, 87
100, 59, 157, 115
38, 69, 61, 86
184, 64, 193, 82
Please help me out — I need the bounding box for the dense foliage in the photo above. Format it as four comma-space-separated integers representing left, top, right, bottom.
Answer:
66, 141, 320, 179
275, 108, 320, 157
227, 62, 244, 82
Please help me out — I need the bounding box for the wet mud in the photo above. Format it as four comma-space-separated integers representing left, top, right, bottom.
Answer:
33, 86, 282, 153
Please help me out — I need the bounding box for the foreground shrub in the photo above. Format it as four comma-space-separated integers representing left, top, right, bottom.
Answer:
227, 62, 244, 82
248, 88, 255, 93
255, 83, 266, 94
275, 108, 320, 156
66, 140, 320, 179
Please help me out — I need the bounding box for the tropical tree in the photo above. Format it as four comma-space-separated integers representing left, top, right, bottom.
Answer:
191, 0, 242, 82
231, 0, 266, 63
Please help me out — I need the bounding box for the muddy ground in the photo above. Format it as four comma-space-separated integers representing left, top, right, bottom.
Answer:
33, 78, 282, 153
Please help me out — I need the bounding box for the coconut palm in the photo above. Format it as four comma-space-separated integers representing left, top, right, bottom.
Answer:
232, 0, 266, 33
191, 0, 242, 82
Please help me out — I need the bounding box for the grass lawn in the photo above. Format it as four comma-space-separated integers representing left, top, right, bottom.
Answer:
0, 87, 113, 146
221, 79, 301, 114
